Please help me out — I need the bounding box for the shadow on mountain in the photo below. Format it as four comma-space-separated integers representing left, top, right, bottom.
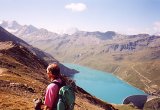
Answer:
59, 63, 79, 78
123, 95, 148, 109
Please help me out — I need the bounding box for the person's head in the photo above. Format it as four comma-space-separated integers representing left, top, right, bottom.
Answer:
46, 63, 60, 81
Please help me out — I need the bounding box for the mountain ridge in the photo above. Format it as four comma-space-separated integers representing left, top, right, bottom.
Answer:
1, 20, 160, 95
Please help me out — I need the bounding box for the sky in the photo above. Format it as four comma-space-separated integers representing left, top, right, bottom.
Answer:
0, 0, 160, 35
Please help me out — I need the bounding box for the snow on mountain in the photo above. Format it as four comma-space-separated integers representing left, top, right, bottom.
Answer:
0, 20, 2, 24
14, 25, 38, 36
5, 28, 18, 33
0, 21, 60, 43
0, 20, 21, 30
154, 32, 160, 36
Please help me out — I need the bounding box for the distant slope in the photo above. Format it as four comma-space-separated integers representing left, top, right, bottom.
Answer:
1, 21, 160, 94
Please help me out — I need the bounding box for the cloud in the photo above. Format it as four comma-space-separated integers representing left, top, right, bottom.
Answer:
65, 3, 87, 12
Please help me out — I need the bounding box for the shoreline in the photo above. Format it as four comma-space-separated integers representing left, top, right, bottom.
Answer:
62, 62, 147, 104
63, 62, 147, 94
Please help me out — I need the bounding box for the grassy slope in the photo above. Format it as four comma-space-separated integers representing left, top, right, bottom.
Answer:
51, 44, 160, 94
77, 52, 160, 93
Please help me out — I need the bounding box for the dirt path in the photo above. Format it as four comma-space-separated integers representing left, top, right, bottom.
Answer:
113, 66, 120, 74
0, 68, 9, 77
0, 69, 3, 74
0, 42, 14, 50
132, 65, 152, 93
132, 65, 151, 83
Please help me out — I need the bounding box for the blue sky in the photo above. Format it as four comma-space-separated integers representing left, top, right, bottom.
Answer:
0, 0, 160, 35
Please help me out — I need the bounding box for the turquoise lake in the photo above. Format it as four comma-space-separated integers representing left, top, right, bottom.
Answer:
63, 63, 146, 104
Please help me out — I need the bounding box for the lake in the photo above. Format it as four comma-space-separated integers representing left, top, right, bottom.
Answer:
63, 63, 146, 104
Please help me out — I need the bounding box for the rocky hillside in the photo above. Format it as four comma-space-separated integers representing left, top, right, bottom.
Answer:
1, 21, 160, 95
0, 41, 48, 109
0, 26, 120, 110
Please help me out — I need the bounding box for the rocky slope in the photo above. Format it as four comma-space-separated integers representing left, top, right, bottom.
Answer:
0, 26, 119, 110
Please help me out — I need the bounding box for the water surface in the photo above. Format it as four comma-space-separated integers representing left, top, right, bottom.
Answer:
63, 63, 146, 104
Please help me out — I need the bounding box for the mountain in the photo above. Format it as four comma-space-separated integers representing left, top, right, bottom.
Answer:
0, 20, 58, 43
0, 26, 120, 109
0, 26, 78, 77
1, 21, 160, 95
0, 20, 21, 32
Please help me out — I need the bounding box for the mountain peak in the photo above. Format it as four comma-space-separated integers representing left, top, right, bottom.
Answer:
0, 20, 21, 29
72, 30, 117, 40
105, 31, 116, 35
8, 20, 19, 27
0, 20, 22, 33
23, 24, 38, 32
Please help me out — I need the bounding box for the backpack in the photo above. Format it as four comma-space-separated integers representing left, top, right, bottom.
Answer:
52, 81, 75, 110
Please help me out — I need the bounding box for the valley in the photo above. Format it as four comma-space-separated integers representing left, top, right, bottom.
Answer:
1, 21, 160, 94
0, 21, 160, 108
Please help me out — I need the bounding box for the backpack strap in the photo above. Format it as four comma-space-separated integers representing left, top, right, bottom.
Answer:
52, 81, 63, 100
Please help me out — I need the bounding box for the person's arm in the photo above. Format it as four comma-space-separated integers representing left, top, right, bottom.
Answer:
41, 104, 52, 110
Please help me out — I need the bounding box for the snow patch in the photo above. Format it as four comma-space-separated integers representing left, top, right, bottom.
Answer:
5, 28, 18, 33
0, 20, 2, 24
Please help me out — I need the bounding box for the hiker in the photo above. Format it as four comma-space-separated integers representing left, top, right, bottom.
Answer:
34, 62, 75, 110
34, 62, 62, 110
